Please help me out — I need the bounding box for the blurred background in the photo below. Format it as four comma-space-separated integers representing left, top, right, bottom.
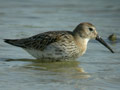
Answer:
0, 0, 120, 90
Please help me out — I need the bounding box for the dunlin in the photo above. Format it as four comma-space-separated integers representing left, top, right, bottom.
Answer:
4, 22, 114, 61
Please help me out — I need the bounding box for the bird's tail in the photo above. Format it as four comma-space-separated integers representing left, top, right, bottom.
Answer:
4, 39, 25, 48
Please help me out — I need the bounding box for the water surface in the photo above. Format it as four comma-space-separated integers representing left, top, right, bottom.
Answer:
0, 0, 120, 90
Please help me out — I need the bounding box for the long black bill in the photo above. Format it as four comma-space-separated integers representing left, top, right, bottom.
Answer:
96, 35, 114, 53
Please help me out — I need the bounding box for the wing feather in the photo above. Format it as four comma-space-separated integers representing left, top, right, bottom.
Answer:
22, 31, 60, 50
4, 31, 73, 51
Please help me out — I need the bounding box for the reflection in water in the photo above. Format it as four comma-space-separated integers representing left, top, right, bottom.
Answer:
0, 0, 120, 89
6, 58, 90, 79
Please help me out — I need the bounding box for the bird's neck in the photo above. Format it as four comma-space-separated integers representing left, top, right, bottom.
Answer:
73, 34, 89, 55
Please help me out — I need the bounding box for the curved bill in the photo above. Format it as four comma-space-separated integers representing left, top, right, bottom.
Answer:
96, 35, 114, 53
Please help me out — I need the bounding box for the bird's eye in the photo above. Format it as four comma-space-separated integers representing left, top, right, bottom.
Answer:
89, 28, 93, 31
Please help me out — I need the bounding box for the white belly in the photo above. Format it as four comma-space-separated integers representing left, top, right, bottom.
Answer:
24, 42, 81, 61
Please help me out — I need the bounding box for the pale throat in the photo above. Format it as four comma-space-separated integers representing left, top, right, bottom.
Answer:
75, 37, 90, 55
84, 38, 89, 46
80, 38, 89, 54
74, 34, 90, 46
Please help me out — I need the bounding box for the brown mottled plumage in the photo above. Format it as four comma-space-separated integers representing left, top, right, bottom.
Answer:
4, 22, 114, 61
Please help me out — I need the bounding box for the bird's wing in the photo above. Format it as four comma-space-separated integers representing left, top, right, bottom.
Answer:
4, 31, 73, 51
21, 31, 62, 50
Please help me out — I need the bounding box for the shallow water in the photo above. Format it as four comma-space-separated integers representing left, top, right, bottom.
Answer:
0, 0, 120, 90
